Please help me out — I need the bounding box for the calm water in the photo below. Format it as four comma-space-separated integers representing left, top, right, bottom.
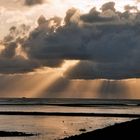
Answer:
0, 99, 139, 140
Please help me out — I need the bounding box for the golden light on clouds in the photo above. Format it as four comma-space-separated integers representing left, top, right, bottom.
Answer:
0, 0, 139, 39
92, 0, 138, 12
0, 72, 140, 99
57, 60, 80, 74
47, 0, 139, 13
15, 44, 28, 59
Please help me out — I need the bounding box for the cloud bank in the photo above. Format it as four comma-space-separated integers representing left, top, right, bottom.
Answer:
1, 2, 140, 80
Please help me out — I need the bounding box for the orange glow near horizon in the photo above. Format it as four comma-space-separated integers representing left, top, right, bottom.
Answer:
27, 72, 60, 98
0, 60, 139, 99
0, 72, 140, 99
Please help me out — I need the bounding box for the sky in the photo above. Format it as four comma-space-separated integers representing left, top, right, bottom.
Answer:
0, 0, 140, 98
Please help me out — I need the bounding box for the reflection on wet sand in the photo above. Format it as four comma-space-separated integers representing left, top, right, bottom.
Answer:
0, 102, 139, 140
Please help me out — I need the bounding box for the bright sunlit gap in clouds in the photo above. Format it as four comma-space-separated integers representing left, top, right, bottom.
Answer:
40, 0, 140, 17
92, 0, 139, 11
48, 0, 140, 12
0, 0, 139, 39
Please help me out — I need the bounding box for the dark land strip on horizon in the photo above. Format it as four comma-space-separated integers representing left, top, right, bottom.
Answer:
0, 131, 38, 137
0, 111, 140, 118
0, 98, 140, 106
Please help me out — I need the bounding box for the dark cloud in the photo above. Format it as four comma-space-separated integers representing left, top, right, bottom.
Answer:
1, 2, 140, 79
0, 56, 39, 74
101, 2, 116, 12
65, 61, 140, 80
0, 22, 63, 73
124, 5, 138, 12
1, 42, 17, 58
80, 7, 116, 23
23, 15, 64, 67
24, 0, 45, 6
64, 8, 78, 25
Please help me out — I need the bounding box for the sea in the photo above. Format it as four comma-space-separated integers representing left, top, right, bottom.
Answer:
0, 98, 140, 140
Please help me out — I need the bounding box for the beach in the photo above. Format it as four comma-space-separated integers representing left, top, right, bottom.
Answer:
62, 118, 140, 140
0, 99, 139, 140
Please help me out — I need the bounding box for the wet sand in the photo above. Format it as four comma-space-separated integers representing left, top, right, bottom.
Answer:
62, 118, 140, 140
0, 99, 139, 139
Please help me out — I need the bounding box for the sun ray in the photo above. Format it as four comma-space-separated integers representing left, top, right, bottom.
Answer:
26, 60, 79, 97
